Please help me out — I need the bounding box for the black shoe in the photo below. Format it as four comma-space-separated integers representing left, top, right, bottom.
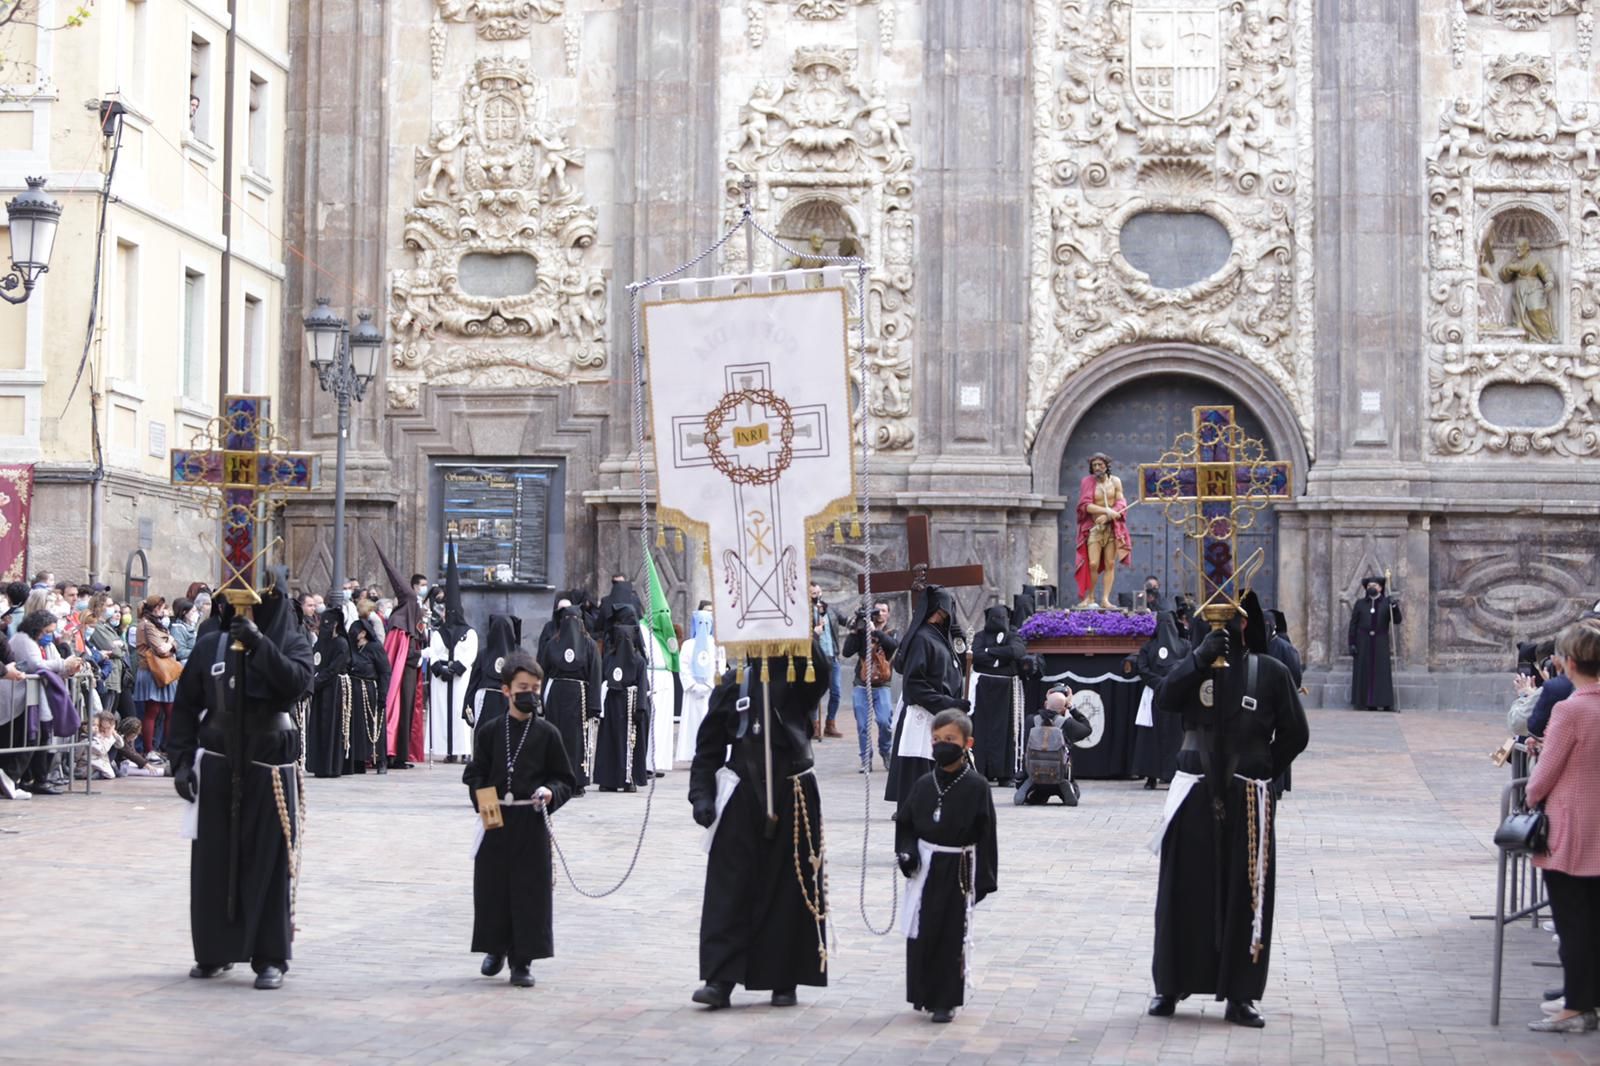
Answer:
253, 965, 284, 990
622, 783, 639, 793
771, 989, 797, 1007
1144, 777, 1157, 790
480, 954, 505, 977
931, 1008, 954, 1023
1147, 994, 1177, 1017
692, 981, 734, 1009
377, 761, 388, 775
24, 783, 64, 796
509, 964, 534, 988
1224, 1000, 1265, 1028
189, 962, 232, 979
574, 786, 587, 797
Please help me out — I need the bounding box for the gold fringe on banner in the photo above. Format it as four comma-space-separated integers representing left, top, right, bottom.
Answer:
656, 526, 667, 548
760, 657, 771, 683
804, 656, 815, 683
833, 521, 844, 544
786, 656, 796, 683
850, 518, 862, 538
674, 529, 684, 552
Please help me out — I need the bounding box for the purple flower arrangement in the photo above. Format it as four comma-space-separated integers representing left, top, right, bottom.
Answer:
1018, 609, 1158, 641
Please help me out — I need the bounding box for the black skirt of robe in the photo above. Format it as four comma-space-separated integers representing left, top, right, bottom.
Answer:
700, 775, 827, 991
346, 677, 382, 772
895, 766, 998, 1011
592, 686, 649, 790
970, 673, 1021, 781
190, 747, 295, 969
1151, 776, 1277, 1003
1131, 697, 1183, 782
306, 660, 349, 779
543, 674, 591, 790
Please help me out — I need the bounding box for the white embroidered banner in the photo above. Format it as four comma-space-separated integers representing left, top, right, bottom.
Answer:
642, 279, 856, 660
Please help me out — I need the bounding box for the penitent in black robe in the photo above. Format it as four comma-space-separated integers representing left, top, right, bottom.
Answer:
167, 586, 314, 971
885, 587, 966, 805
895, 764, 998, 1012
1132, 611, 1188, 783
461, 713, 575, 964
1348, 588, 1401, 710
1151, 620, 1309, 1005
306, 614, 351, 779
345, 624, 389, 773
689, 648, 831, 993
970, 605, 1027, 783
592, 614, 650, 791
539, 606, 599, 793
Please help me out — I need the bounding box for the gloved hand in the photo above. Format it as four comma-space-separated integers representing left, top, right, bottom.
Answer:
230, 616, 262, 652
1348, 645, 1358, 658
430, 662, 451, 680
897, 851, 920, 878
1195, 627, 1229, 664
692, 801, 717, 829
173, 764, 197, 802
450, 661, 467, 677
953, 698, 972, 712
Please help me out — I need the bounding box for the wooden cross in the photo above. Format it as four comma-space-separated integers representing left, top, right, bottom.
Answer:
170, 395, 319, 600
1136, 404, 1292, 609
857, 515, 986, 602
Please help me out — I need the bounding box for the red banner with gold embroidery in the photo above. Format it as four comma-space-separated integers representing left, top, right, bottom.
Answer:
0, 464, 34, 584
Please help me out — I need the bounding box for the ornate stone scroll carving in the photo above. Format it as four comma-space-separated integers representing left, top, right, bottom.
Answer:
726, 46, 917, 450
1424, 52, 1600, 457
388, 57, 606, 404
744, 0, 895, 53
1461, 0, 1581, 30
1026, 0, 1316, 449
435, 0, 563, 39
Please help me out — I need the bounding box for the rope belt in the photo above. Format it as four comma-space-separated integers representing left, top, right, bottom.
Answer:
1010, 676, 1025, 777
790, 767, 829, 972
1241, 774, 1272, 962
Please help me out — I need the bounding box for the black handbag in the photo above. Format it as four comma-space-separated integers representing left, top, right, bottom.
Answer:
1494, 805, 1548, 853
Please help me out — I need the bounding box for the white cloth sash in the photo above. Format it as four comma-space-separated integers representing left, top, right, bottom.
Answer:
1147, 770, 1200, 855
180, 746, 208, 840
1135, 686, 1155, 729
896, 702, 934, 761
900, 840, 976, 940
700, 765, 742, 854
471, 795, 542, 859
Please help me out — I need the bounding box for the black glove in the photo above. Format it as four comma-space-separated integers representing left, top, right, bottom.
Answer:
230, 616, 262, 652
1348, 645, 1358, 658
450, 661, 467, 676
953, 698, 972, 712
173, 764, 197, 802
1195, 627, 1229, 664
692, 801, 717, 829
429, 662, 451, 680
898, 851, 920, 878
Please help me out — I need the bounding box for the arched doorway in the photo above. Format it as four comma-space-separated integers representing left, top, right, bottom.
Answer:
1058, 376, 1280, 607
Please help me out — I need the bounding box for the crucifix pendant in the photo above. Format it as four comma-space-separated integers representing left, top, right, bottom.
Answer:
933, 805, 943, 824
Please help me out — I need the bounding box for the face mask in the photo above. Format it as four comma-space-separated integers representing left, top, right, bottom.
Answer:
159, 617, 171, 628
1368, 587, 1380, 598
75, 598, 88, 611
415, 585, 428, 598
932, 741, 965, 767
103, 607, 117, 622
51, 604, 69, 619
121, 614, 133, 627
39, 633, 54, 646
513, 691, 541, 716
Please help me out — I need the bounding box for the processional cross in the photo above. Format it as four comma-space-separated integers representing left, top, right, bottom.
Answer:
859, 514, 986, 602
1137, 405, 1292, 665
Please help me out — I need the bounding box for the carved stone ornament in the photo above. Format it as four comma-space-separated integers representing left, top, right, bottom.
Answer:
744, 0, 895, 53
1424, 52, 1600, 457
726, 46, 917, 450
1461, 0, 1581, 30
1026, 0, 1315, 449
435, 0, 563, 39
388, 57, 606, 403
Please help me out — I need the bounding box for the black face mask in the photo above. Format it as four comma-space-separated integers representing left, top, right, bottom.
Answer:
932, 741, 966, 767
513, 691, 542, 717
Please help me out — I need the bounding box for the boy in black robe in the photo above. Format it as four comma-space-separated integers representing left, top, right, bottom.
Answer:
167, 571, 314, 990
538, 604, 599, 795
885, 586, 968, 805
1147, 591, 1309, 1028
970, 605, 1027, 787
461, 651, 576, 988
896, 709, 998, 1023
1347, 575, 1401, 711
688, 643, 830, 1010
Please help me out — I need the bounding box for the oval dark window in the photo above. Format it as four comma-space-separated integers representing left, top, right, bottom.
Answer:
1118, 211, 1232, 289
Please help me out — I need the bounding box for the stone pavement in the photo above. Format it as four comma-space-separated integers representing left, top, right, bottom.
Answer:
2, 708, 1594, 1065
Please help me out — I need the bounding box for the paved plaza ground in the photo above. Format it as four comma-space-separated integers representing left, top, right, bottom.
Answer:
1, 707, 1593, 1064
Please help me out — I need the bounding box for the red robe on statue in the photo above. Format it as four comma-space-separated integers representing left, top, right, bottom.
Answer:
1074, 473, 1131, 600
384, 627, 426, 762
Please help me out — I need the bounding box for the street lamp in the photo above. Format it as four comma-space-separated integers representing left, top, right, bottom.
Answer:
1, 177, 63, 306
303, 296, 383, 607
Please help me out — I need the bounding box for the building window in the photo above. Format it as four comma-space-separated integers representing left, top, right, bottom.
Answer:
122, 0, 148, 102
242, 293, 264, 393
247, 73, 268, 173
190, 35, 211, 143
183, 269, 205, 399
117, 240, 140, 379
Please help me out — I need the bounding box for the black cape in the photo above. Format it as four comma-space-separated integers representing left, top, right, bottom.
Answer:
688, 646, 830, 992
592, 612, 650, 790
461, 713, 576, 963
538, 605, 600, 791
306, 612, 351, 778
167, 583, 314, 970
1132, 611, 1189, 783
970, 605, 1026, 782
1348, 583, 1400, 709
885, 586, 965, 805
895, 763, 998, 1011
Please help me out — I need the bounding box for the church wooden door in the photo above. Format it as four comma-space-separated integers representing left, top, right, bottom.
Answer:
1057, 376, 1280, 609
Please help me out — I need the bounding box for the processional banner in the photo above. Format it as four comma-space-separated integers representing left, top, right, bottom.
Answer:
642, 280, 856, 665
0, 464, 33, 583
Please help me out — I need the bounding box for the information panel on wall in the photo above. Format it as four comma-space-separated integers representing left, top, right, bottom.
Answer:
438, 463, 555, 588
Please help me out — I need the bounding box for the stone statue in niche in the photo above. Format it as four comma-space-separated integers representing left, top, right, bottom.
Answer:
1477, 231, 1507, 328
1498, 237, 1558, 343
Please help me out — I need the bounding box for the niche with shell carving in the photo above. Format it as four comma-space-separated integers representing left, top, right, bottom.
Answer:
1476, 206, 1566, 345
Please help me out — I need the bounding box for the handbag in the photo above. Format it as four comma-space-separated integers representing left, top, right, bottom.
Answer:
1494, 804, 1548, 853
143, 648, 183, 688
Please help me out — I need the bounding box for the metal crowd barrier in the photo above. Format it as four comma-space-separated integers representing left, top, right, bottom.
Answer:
1486, 763, 1550, 1026
0, 675, 94, 798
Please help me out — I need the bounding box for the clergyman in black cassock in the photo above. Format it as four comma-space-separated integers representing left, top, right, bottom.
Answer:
538, 604, 599, 794
592, 607, 650, 792
461, 652, 576, 987
895, 713, 998, 1021
688, 643, 830, 1009
167, 573, 314, 990
969, 605, 1027, 786
1148, 592, 1309, 1028
306, 610, 350, 779
885, 586, 968, 805
1133, 611, 1189, 787
1348, 575, 1401, 710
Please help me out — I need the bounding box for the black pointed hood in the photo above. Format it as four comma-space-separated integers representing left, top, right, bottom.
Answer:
463, 612, 522, 709
1241, 590, 1269, 655
603, 605, 643, 682
893, 584, 956, 673
439, 534, 469, 652
370, 536, 423, 642
983, 604, 1010, 634
1152, 609, 1186, 655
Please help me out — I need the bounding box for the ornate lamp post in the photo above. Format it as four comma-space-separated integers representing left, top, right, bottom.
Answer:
1, 177, 63, 305
303, 297, 383, 606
